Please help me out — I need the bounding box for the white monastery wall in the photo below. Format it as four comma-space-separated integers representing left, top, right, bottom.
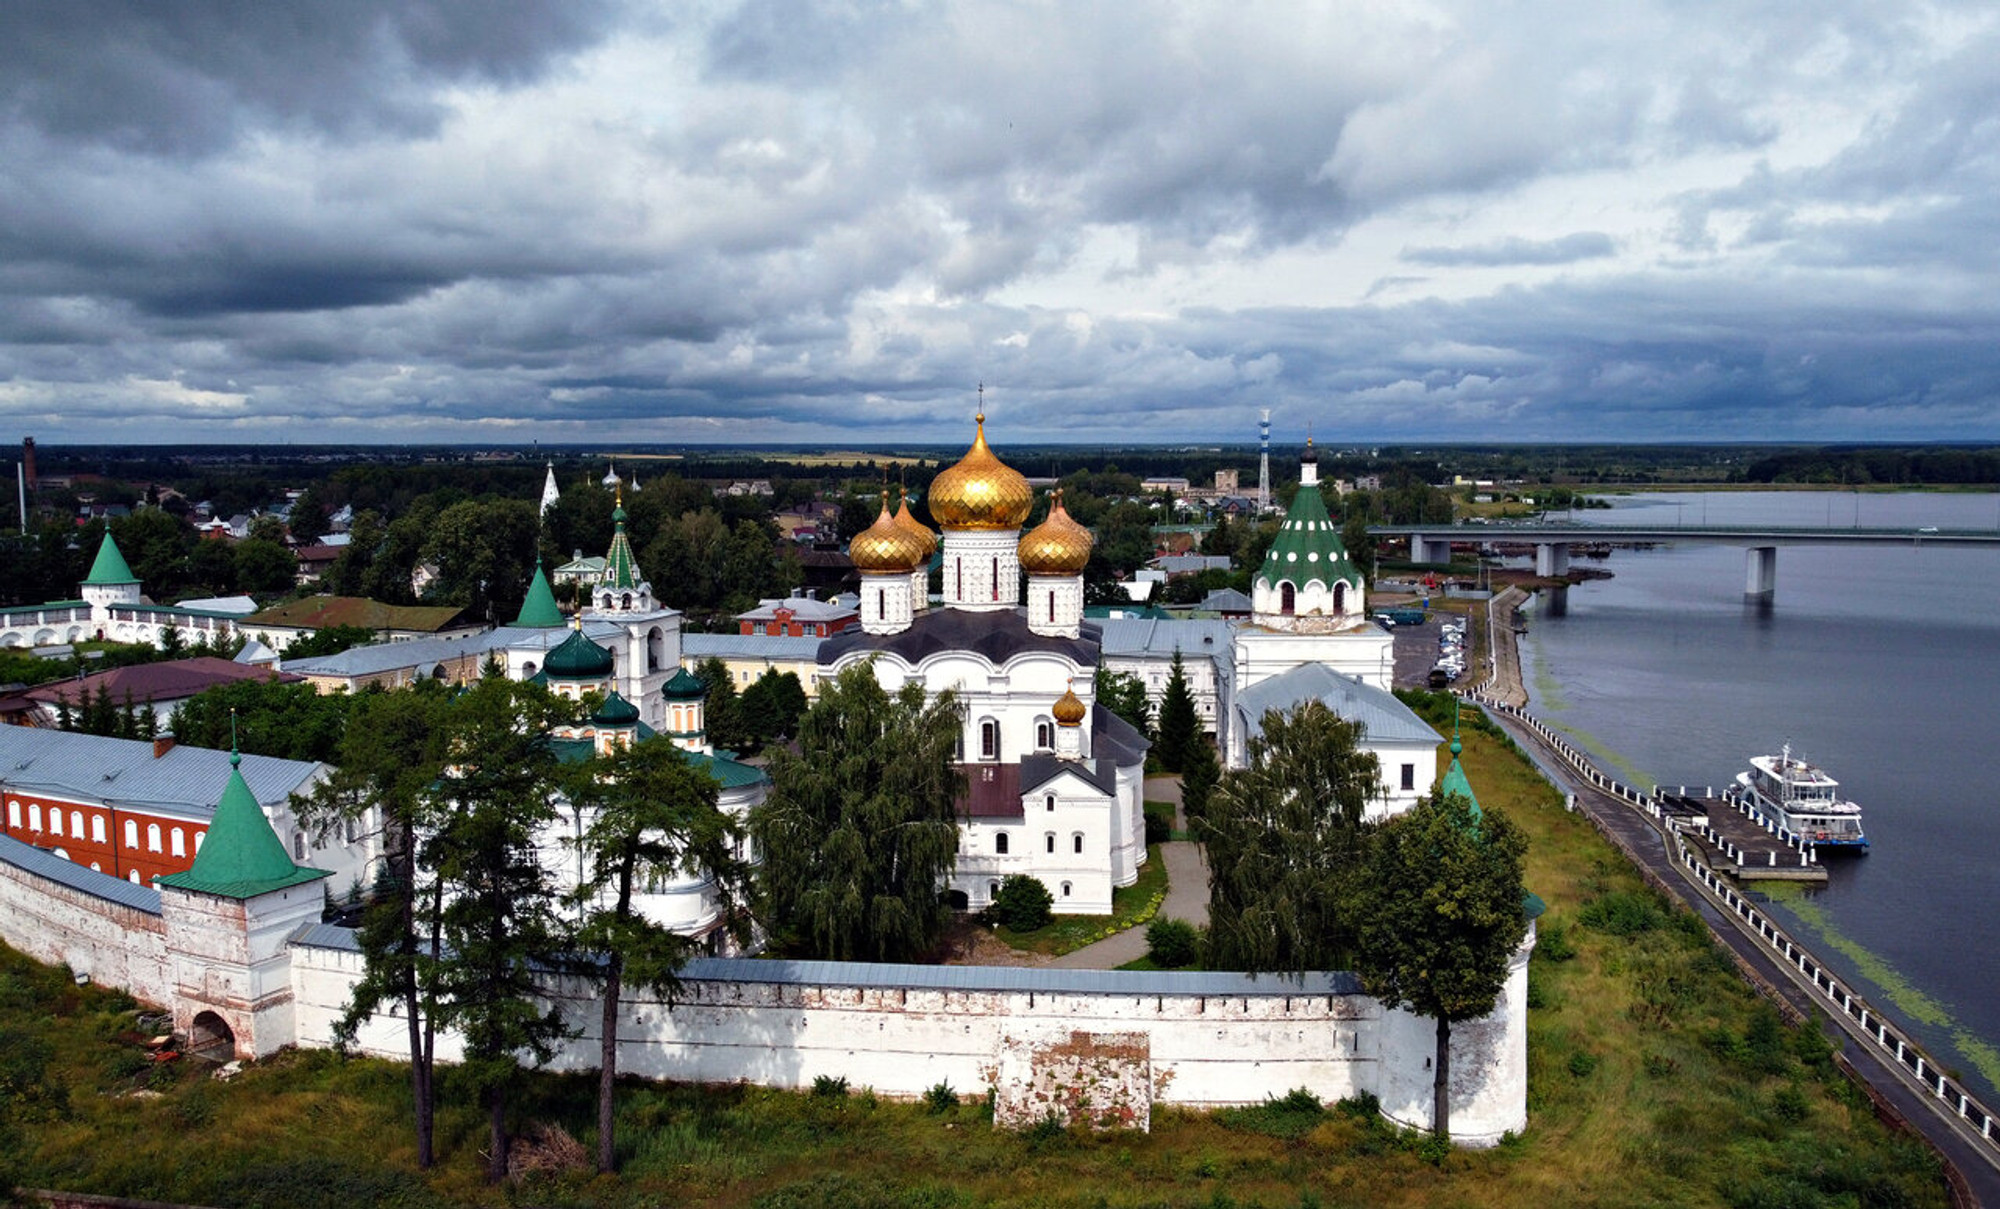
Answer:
0, 841, 172, 1005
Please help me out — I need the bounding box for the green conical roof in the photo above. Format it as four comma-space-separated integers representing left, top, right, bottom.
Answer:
1259, 480, 1361, 589
84, 532, 139, 585
604, 501, 643, 590
513, 560, 564, 628
662, 667, 707, 699
157, 749, 328, 900
545, 624, 615, 679
1435, 712, 1482, 826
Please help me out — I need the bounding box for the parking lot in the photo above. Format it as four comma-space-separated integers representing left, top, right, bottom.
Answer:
1386, 610, 1468, 691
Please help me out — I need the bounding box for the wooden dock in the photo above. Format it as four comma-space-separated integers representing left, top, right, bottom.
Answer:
1656, 787, 1828, 882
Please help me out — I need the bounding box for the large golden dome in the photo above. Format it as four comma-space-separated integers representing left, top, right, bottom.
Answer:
1018, 489, 1093, 575
893, 487, 937, 555
928, 412, 1032, 531
849, 493, 928, 573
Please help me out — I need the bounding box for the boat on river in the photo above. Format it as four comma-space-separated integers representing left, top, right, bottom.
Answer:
1732, 747, 1869, 851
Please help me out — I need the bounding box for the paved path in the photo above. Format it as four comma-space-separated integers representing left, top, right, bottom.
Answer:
1048, 775, 1211, 970
1490, 709, 1999, 1207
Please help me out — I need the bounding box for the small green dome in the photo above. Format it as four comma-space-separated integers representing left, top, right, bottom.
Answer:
544, 626, 615, 679
662, 667, 707, 699
593, 690, 640, 726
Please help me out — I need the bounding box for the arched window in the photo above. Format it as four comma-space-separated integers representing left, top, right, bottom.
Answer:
995, 832, 1009, 855
147, 823, 162, 852
988, 881, 1000, 898
124, 819, 138, 849
72, 810, 84, 838
1060, 881, 1072, 898
1073, 833, 1084, 854
127, 869, 140, 884
522, 661, 537, 677
92, 815, 106, 844
1045, 794, 1056, 813
621, 593, 633, 610
991, 557, 1000, 602
875, 588, 885, 618
90, 862, 101, 872
1036, 720, 1053, 749
29, 803, 42, 831
1280, 581, 1296, 615
170, 828, 185, 857
1045, 832, 1056, 854
195, 830, 206, 852
980, 719, 999, 760
1333, 581, 1347, 612
1048, 591, 1056, 623
647, 627, 665, 672
48, 810, 61, 837
294, 831, 307, 860
5, 799, 17, 828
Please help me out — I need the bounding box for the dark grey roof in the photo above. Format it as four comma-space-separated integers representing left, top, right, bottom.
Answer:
0, 727, 323, 819
0, 832, 162, 914
1091, 702, 1152, 765
1198, 588, 1254, 612
284, 922, 1362, 994
1234, 663, 1438, 747
1021, 752, 1117, 796
820, 607, 1098, 668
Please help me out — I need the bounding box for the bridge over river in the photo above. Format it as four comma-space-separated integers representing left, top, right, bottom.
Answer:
1370, 523, 2000, 599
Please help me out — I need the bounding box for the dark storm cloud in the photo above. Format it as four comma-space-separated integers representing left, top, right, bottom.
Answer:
0, 2, 1995, 443
0, 0, 623, 155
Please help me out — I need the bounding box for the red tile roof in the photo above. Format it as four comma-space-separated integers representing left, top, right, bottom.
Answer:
26, 657, 300, 708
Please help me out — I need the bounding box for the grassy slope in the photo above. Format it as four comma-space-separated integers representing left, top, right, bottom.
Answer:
0, 721, 1948, 1209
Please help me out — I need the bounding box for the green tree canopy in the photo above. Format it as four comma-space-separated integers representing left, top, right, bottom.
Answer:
1354, 789, 1529, 1140
1199, 701, 1380, 973
752, 662, 964, 962
1094, 667, 1153, 744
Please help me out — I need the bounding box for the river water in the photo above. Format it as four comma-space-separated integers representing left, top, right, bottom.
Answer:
1515, 490, 2000, 1101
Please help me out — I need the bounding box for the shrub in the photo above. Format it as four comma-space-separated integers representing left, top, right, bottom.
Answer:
923, 1081, 957, 1114
1579, 890, 1666, 936
1772, 1085, 1810, 1123
1536, 920, 1577, 962
1146, 918, 1200, 968
992, 875, 1055, 932
1144, 802, 1174, 844
812, 1074, 850, 1098
1568, 1050, 1600, 1078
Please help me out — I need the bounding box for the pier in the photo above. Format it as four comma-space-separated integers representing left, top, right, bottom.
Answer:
1655, 787, 1827, 882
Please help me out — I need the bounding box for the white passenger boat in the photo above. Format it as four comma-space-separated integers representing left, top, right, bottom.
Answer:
1732, 747, 1868, 851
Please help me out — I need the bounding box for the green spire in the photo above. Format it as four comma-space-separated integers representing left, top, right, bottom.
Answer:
157, 723, 328, 899
83, 531, 139, 585
513, 558, 564, 628
603, 486, 642, 590
1436, 700, 1482, 826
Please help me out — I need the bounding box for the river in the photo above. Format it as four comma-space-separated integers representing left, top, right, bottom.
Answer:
1515, 490, 2000, 1102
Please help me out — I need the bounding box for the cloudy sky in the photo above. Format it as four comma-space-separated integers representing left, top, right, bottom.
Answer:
4, 1, 1997, 446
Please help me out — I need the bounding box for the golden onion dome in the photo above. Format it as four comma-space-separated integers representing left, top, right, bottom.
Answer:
1052, 683, 1088, 727
1018, 489, 1093, 575
928, 412, 1032, 531
893, 487, 937, 555
849, 493, 928, 573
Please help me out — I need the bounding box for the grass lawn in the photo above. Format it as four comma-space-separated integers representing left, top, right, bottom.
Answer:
0, 719, 1951, 1208
993, 844, 1170, 955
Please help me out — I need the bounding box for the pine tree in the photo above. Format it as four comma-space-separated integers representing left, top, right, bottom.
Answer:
693, 656, 749, 753
1179, 731, 1222, 824
1155, 650, 1200, 773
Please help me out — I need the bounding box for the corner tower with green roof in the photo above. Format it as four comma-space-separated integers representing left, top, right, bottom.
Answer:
1250, 438, 1365, 632
80, 531, 144, 619
156, 739, 332, 1061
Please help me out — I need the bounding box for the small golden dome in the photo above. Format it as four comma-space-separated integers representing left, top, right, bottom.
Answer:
1019, 489, 1093, 575
893, 487, 937, 555
849, 493, 928, 573
928, 412, 1032, 531
1052, 683, 1087, 727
